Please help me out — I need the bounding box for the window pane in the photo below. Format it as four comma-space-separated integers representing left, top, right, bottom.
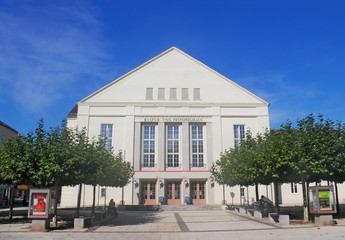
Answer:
167, 125, 179, 168
199, 183, 205, 199
234, 125, 245, 147
143, 125, 156, 168
191, 183, 197, 199
191, 125, 204, 167
175, 183, 180, 199
101, 124, 113, 151
150, 183, 155, 199
167, 183, 172, 199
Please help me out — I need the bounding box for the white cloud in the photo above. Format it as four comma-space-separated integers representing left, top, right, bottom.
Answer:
0, 1, 112, 112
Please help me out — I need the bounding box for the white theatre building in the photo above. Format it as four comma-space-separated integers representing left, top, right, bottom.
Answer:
61, 47, 273, 207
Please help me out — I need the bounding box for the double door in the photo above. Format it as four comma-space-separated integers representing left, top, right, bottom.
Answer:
141, 182, 156, 205
191, 182, 206, 205
166, 181, 181, 205
140, 180, 206, 205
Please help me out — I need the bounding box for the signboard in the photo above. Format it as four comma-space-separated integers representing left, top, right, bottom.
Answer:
135, 116, 211, 123
143, 117, 204, 123
28, 189, 55, 219
309, 186, 336, 214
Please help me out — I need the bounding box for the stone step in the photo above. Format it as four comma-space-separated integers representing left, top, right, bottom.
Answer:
160, 204, 222, 211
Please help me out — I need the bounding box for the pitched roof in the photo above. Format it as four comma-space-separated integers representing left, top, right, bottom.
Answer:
67, 105, 78, 119
79, 47, 269, 105
0, 121, 18, 133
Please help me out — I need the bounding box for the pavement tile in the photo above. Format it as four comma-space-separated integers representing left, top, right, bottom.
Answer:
2, 209, 345, 240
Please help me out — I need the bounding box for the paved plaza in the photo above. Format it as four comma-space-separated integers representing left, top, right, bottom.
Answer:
1, 210, 345, 239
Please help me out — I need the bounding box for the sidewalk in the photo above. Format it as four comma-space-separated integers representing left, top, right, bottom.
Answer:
2, 210, 345, 240
1, 207, 345, 233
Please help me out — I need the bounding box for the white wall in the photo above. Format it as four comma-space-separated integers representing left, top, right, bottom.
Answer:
62, 47, 270, 207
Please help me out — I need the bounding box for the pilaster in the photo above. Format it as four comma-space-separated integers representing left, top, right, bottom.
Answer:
182, 122, 190, 170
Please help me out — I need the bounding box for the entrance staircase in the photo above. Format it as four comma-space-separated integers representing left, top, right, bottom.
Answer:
118, 204, 222, 211
160, 204, 222, 211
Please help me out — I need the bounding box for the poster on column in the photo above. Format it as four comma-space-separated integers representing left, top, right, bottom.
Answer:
33, 193, 47, 216
319, 190, 332, 212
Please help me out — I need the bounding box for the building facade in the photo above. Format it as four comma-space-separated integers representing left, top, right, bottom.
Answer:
61, 47, 271, 207
0, 121, 18, 143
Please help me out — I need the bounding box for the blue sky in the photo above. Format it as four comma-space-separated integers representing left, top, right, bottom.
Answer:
1, 0, 345, 133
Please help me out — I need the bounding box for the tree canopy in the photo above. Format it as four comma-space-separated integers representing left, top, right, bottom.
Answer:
0, 118, 133, 189
211, 114, 345, 220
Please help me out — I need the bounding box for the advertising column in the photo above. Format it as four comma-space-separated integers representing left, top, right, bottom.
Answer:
28, 189, 55, 231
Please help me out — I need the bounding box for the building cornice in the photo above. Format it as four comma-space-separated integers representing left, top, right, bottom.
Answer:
78, 102, 267, 108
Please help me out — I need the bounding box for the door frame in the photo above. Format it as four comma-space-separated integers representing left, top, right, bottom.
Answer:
141, 181, 157, 205
165, 180, 182, 205
191, 181, 206, 205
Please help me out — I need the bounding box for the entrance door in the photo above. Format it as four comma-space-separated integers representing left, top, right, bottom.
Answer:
191, 182, 206, 205
166, 181, 181, 205
141, 182, 156, 205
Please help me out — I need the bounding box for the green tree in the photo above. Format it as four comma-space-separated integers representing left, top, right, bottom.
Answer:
0, 134, 31, 218
287, 114, 345, 221
212, 114, 345, 221
212, 132, 267, 203
0, 119, 134, 220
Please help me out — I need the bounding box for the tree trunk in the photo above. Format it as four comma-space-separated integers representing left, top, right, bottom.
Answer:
122, 186, 125, 205
75, 183, 82, 218
53, 182, 60, 226
8, 185, 15, 220
92, 184, 96, 217
273, 182, 280, 214
255, 183, 259, 201
240, 186, 242, 206
302, 180, 309, 222
222, 184, 226, 204
335, 181, 340, 215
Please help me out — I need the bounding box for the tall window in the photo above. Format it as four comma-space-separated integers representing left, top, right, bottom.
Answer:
234, 125, 245, 147
191, 125, 204, 167
142, 125, 156, 168
240, 187, 245, 197
291, 183, 298, 193
101, 124, 113, 151
167, 125, 180, 167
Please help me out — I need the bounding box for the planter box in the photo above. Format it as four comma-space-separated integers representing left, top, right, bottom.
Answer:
74, 217, 92, 229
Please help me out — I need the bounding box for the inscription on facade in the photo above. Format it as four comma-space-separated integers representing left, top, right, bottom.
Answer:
143, 117, 203, 122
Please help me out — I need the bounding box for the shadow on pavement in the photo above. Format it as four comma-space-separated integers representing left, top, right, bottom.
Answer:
101, 211, 160, 227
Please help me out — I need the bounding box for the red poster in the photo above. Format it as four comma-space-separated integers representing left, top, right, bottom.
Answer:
32, 193, 47, 216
